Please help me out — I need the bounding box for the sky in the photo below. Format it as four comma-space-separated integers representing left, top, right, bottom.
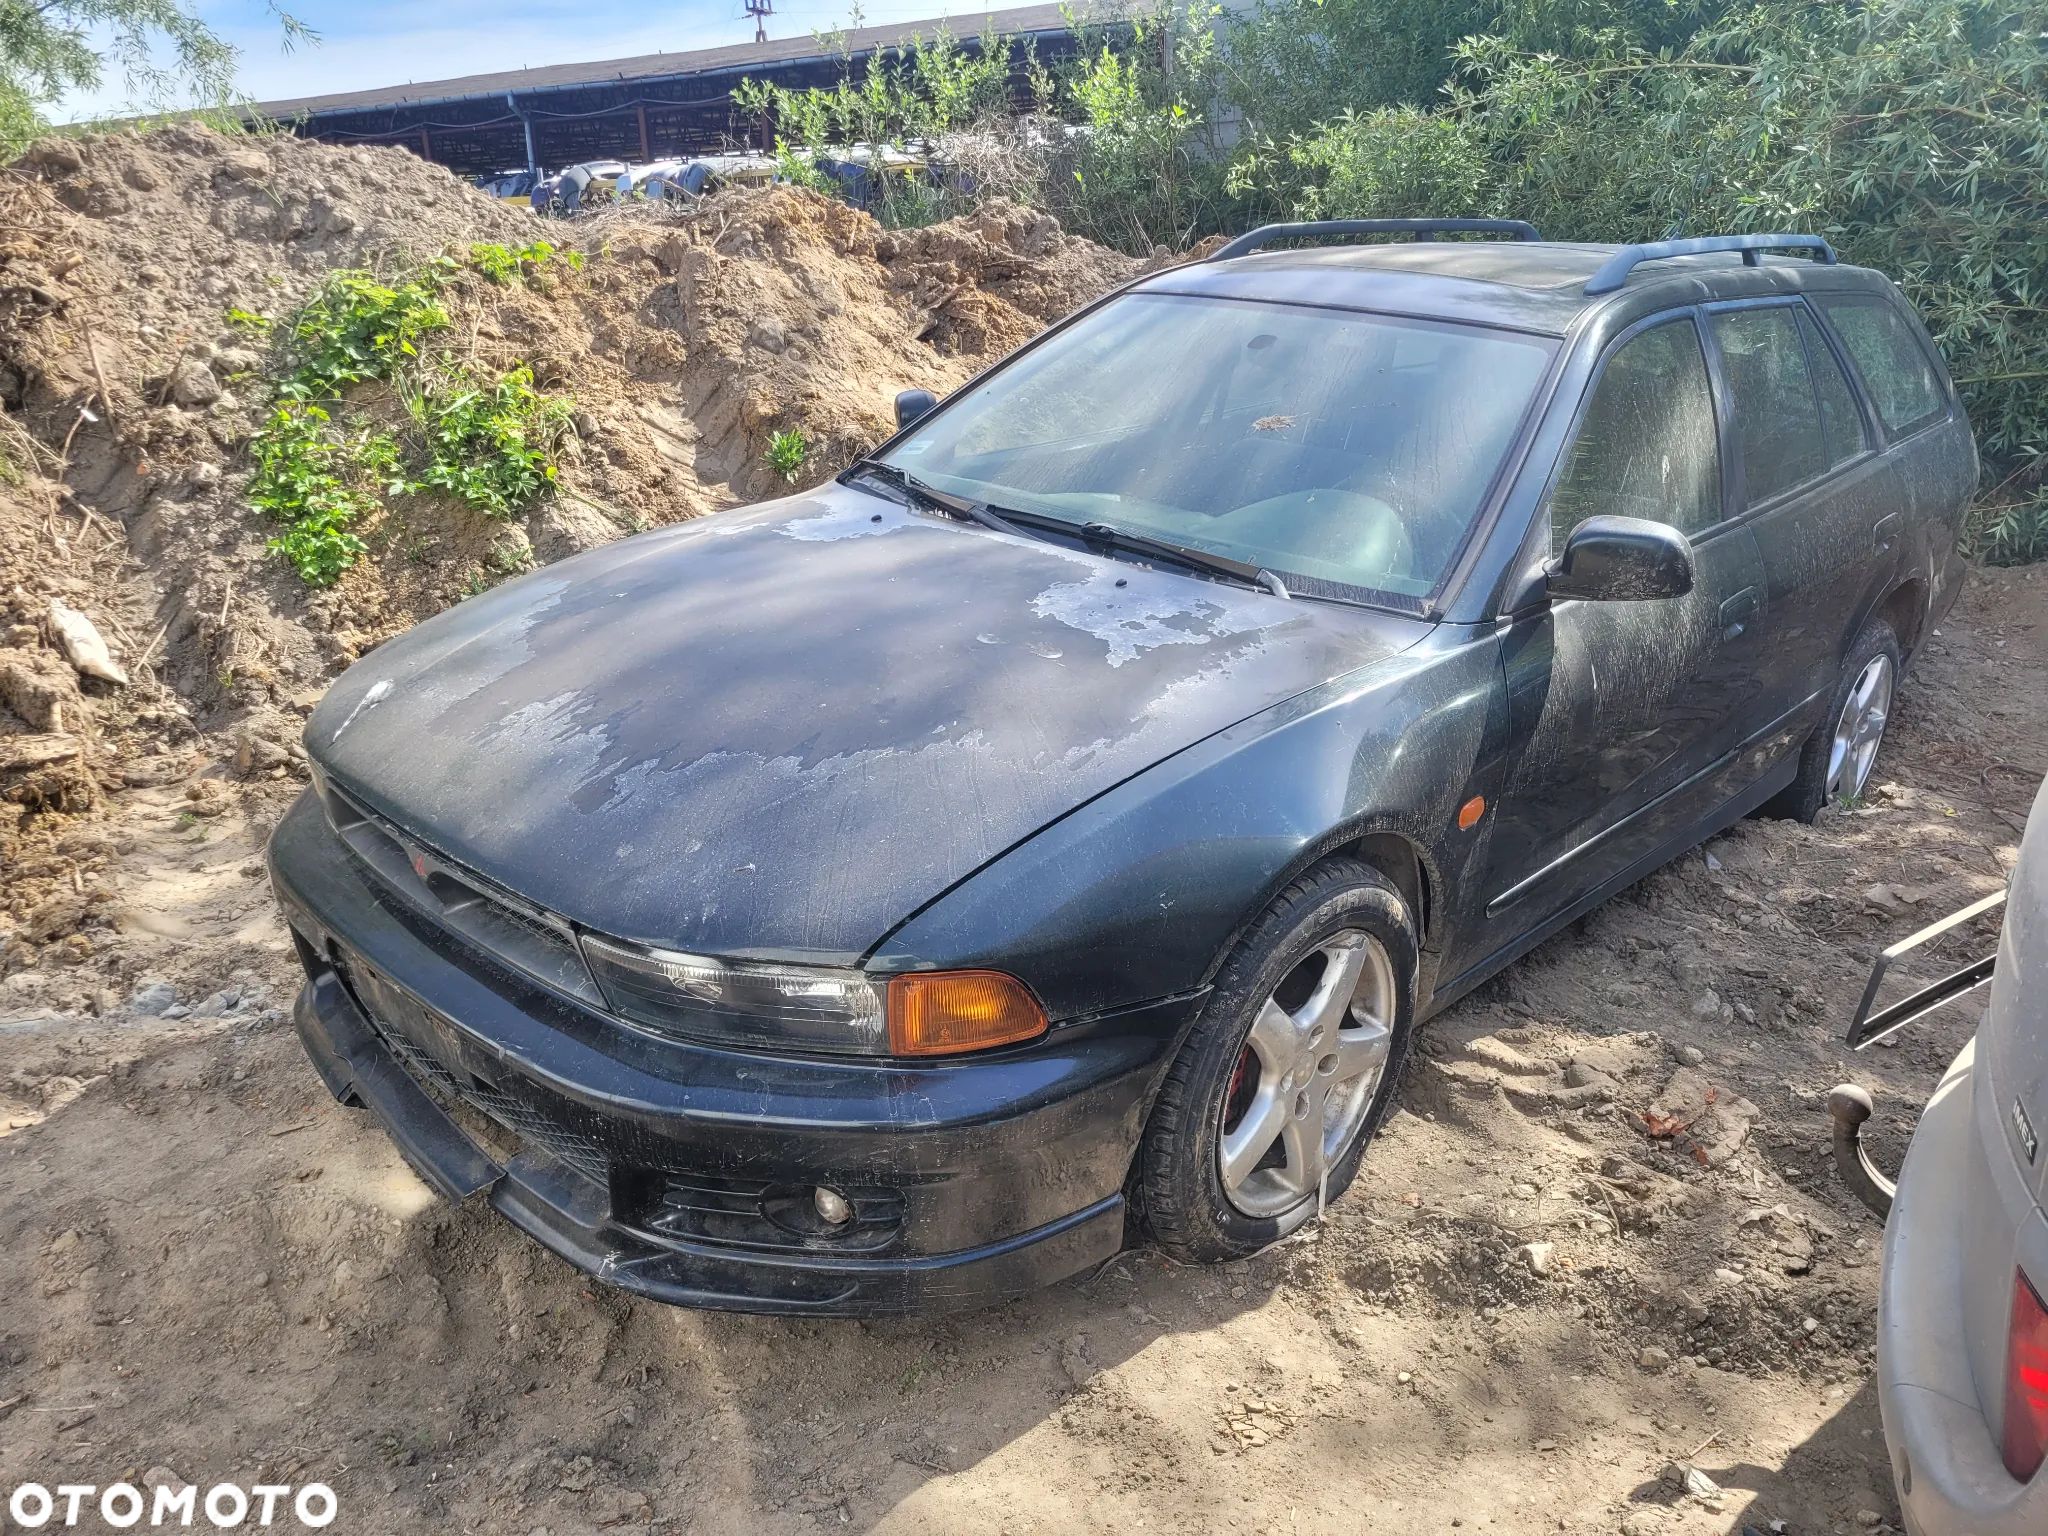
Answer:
57, 0, 1008, 120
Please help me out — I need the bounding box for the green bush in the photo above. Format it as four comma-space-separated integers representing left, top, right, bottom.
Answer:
280, 265, 452, 399
734, 23, 1021, 231
248, 401, 372, 585
764, 427, 811, 483
735, 6, 1235, 251
1240, 0, 2048, 560
1059, 14, 1233, 251
244, 252, 578, 584
411, 366, 571, 518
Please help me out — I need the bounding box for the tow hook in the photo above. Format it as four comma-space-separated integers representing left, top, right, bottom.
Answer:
1826, 1083, 1895, 1219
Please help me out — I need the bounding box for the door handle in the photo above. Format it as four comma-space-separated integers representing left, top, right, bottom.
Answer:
1873, 513, 1902, 554
1719, 586, 1760, 640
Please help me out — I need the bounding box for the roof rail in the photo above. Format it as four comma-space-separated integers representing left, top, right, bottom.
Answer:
1207, 218, 1542, 262
1584, 233, 1837, 295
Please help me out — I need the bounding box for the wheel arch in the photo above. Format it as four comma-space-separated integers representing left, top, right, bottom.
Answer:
1199, 821, 1442, 999
1873, 575, 1929, 659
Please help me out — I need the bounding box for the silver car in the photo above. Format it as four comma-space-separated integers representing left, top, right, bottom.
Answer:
1832, 772, 2048, 1532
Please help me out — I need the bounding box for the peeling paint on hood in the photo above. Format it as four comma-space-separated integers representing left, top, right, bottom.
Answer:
306, 483, 1428, 960
1031, 565, 1271, 668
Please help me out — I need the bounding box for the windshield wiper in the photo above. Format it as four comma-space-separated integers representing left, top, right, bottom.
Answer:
847, 460, 1026, 537
847, 463, 1289, 598
1074, 521, 1290, 600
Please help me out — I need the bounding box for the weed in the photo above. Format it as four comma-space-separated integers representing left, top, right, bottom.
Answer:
224, 306, 274, 334
487, 541, 535, 576
411, 366, 571, 519
459, 540, 532, 596
281, 265, 451, 399
248, 400, 373, 584
244, 255, 573, 585
765, 427, 811, 483
1966, 494, 2048, 566
468, 239, 584, 286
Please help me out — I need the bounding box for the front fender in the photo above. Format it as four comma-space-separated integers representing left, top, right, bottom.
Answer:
871, 629, 1510, 1023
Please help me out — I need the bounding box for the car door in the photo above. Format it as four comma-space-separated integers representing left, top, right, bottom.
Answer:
1703, 299, 1893, 729
1484, 308, 1770, 931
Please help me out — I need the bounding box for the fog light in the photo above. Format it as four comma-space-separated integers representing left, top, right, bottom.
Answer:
813, 1185, 853, 1227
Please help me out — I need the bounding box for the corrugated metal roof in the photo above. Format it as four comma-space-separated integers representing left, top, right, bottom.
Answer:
253, 4, 1080, 118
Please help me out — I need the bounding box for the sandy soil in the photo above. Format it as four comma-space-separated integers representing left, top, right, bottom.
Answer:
0, 567, 2035, 1535
2, 123, 2046, 1536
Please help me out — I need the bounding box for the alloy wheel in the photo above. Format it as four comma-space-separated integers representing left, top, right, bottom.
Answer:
1826, 652, 1894, 803
1217, 930, 1395, 1218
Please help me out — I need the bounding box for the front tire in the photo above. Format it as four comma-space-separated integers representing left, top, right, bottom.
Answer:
1134, 859, 1416, 1264
1767, 616, 1901, 823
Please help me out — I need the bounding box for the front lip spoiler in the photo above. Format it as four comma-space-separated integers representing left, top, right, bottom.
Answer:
292, 964, 1128, 1315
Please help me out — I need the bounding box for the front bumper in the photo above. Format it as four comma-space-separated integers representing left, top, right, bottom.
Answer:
268, 790, 1195, 1315
1877, 1038, 2048, 1534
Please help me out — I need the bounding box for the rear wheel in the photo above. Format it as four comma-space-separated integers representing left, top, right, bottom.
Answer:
1767, 615, 1901, 823
1134, 859, 1416, 1264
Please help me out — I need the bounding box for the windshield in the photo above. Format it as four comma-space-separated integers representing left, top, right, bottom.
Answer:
879, 293, 1555, 602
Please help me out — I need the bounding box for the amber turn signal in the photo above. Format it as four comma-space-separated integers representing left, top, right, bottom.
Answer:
886, 970, 1049, 1056
1458, 795, 1486, 831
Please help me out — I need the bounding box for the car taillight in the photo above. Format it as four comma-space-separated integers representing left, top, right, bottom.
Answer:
2003, 1270, 2048, 1482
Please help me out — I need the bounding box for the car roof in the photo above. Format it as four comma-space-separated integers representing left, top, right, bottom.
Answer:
1133, 240, 1890, 336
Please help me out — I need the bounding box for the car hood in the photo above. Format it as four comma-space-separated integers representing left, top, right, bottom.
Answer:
306, 484, 1426, 960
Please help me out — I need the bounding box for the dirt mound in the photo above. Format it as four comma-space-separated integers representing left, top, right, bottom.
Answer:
0, 125, 1146, 987
578, 188, 1144, 516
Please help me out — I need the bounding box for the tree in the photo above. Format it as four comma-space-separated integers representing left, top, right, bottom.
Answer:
1224, 0, 1495, 142
1, 0, 308, 156
1231, 0, 2048, 560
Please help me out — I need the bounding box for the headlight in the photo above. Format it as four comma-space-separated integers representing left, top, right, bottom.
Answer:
579, 935, 1050, 1057
581, 933, 887, 1054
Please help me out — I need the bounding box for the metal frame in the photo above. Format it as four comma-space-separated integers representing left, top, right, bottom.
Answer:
1584, 233, 1838, 295
1845, 888, 2006, 1050
1207, 219, 1543, 262
1830, 887, 2006, 1217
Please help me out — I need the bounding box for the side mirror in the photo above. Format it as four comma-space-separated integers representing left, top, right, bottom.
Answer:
895, 389, 939, 431
1548, 515, 1695, 602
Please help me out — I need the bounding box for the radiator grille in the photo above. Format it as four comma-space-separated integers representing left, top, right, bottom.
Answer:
345, 955, 613, 1186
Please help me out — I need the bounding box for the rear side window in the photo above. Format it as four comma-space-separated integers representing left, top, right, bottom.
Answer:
1710, 307, 1826, 503
1799, 308, 1869, 467
1548, 317, 1721, 546
1816, 294, 1949, 436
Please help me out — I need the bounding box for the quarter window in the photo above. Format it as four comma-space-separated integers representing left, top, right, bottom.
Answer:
1816, 294, 1948, 436
1548, 317, 1721, 548
1710, 307, 1826, 504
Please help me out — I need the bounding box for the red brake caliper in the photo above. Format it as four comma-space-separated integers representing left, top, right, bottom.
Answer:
1223, 1046, 1254, 1132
